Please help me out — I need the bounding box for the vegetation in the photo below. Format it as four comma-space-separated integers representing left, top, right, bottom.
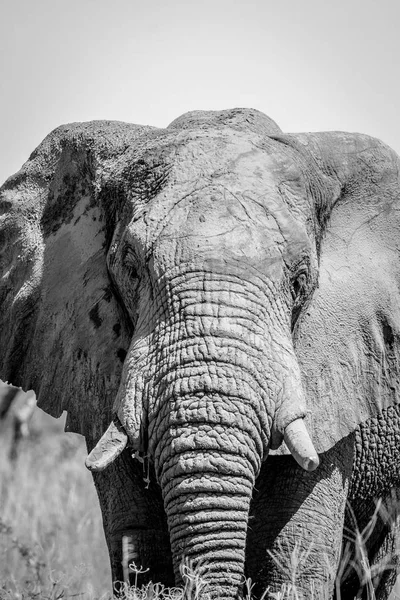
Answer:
1, 405, 400, 599
0, 408, 111, 600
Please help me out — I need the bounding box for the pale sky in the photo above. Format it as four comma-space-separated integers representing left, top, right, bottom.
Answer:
1, 0, 399, 185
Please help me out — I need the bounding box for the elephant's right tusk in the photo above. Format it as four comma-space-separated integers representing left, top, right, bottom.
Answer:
283, 418, 320, 472
85, 418, 128, 472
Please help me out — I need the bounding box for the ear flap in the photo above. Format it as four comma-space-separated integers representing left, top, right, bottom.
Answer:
0, 121, 152, 440
291, 132, 400, 452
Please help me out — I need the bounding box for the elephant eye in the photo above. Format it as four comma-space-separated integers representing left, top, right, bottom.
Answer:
291, 272, 308, 301
126, 264, 138, 279
290, 271, 310, 332
123, 245, 140, 280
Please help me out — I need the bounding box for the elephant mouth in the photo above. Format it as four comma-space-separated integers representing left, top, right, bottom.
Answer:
85, 414, 319, 473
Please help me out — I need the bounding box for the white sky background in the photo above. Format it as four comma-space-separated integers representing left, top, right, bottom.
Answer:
0, 0, 399, 185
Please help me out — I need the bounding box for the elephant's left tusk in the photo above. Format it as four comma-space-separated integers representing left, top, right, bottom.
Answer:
85, 418, 128, 472
284, 418, 320, 472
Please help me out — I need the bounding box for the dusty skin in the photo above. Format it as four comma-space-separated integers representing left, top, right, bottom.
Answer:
1, 108, 400, 599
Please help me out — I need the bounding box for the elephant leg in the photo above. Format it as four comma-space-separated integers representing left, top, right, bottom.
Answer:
91, 448, 174, 589
246, 435, 355, 599
339, 408, 400, 599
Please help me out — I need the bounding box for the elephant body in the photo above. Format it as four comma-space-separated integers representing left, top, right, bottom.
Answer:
1, 108, 400, 598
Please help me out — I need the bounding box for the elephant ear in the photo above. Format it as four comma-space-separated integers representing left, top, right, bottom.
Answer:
0, 121, 153, 441
290, 131, 400, 453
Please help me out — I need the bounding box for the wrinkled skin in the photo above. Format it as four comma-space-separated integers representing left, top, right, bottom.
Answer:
1, 108, 400, 599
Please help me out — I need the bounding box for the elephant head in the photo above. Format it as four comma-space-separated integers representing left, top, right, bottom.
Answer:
1, 108, 400, 598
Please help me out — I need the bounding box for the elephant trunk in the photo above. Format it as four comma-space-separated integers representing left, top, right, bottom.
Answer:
147, 336, 266, 597
155, 409, 258, 599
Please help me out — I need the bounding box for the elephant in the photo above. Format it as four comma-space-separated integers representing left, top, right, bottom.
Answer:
1, 107, 400, 599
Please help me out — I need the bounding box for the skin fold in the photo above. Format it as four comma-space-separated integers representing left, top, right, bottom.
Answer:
1, 108, 400, 599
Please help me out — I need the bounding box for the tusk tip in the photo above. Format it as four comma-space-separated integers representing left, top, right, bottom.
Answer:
302, 454, 320, 472
85, 454, 107, 472
85, 447, 118, 472
283, 418, 320, 472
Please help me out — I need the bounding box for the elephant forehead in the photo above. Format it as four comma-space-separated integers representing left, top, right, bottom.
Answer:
152, 133, 307, 220
168, 130, 301, 185
140, 147, 309, 269
115, 131, 313, 283
120, 127, 311, 225
150, 195, 287, 274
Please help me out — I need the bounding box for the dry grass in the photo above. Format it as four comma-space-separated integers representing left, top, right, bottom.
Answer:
1, 404, 400, 600
0, 408, 111, 600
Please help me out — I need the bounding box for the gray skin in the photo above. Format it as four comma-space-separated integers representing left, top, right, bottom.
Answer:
1, 108, 400, 599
